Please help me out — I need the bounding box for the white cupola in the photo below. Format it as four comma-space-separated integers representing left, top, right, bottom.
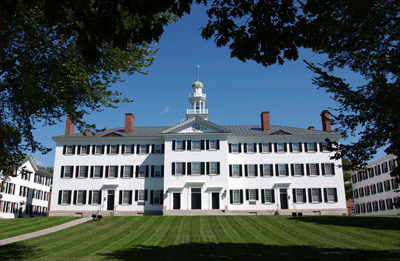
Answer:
186, 65, 209, 120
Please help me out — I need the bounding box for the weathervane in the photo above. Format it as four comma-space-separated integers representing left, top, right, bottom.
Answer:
196, 64, 200, 81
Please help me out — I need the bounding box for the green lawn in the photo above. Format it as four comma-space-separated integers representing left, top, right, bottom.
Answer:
1, 215, 400, 261
0, 217, 78, 240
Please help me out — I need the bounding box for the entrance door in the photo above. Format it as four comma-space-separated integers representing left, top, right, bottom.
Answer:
280, 189, 288, 209
191, 188, 201, 209
173, 193, 181, 210
107, 190, 115, 211
212, 192, 220, 209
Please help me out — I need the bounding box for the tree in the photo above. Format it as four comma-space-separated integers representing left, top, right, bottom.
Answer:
0, 1, 185, 176
341, 158, 353, 200
200, 0, 400, 182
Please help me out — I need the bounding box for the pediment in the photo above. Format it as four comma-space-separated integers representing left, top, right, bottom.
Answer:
161, 117, 231, 135
102, 132, 123, 137
270, 130, 291, 135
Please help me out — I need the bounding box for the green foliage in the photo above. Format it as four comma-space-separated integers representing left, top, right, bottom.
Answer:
38, 166, 54, 174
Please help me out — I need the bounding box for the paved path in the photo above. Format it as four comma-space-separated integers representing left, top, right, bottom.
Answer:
0, 217, 92, 246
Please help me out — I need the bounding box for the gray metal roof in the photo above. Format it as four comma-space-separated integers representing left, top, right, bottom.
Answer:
53, 124, 339, 139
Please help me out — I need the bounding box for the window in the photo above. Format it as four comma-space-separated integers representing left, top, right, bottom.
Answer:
391, 179, 399, 190
276, 143, 285, 153
209, 162, 218, 175
364, 186, 370, 196
192, 140, 201, 150
152, 190, 162, 204
379, 200, 386, 211
322, 163, 334, 175
93, 166, 103, 178
59, 190, 71, 204
191, 162, 201, 175
139, 144, 148, 154
375, 165, 381, 175
108, 166, 118, 178
389, 159, 396, 171
382, 162, 388, 173
307, 164, 319, 176
176, 141, 183, 150
359, 188, 364, 197
78, 166, 88, 178
277, 164, 288, 176
306, 142, 316, 152
373, 201, 379, 212
377, 182, 383, 193
209, 140, 217, 150
154, 166, 162, 177
109, 145, 118, 154
261, 164, 273, 177
121, 190, 132, 205
230, 164, 241, 177
137, 190, 146, 201
290, 143, 301, 153
154, 144, 162, 154
75, 190, 86, 205
386, 198, 394, 210
246, 189, 258, 201
62, 166, 73, 178
293, 188, 306, 203
384, 180, 391, 191
320, 142, 330, 152
246, 164, 256, 177
122, 166, 133, 178
370, 184, 377, 194
230, 189, 243, 204
138, 166, 146, 178
91, 190, 101, 205
230, 143, 239, 153
79, 145, 89, 155
174, 162, 184, 175
361, 203, 366, 213
65, 145, 74, 155
245, 143, 255, 153
124, 145, 133, 154
357, 172, 362, 182
261, 143, 271, 153
95, 145, 104, 155
292, 164, 303, 176
262, 189, 275, 203
308, 188, 322, 203
324, 188, 337, 202
368, 168, 375, 178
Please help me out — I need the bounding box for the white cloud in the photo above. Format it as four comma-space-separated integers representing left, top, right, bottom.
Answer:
159, 106, 170, 115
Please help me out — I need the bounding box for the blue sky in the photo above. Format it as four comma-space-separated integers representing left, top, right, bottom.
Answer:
30, 4, 385, 167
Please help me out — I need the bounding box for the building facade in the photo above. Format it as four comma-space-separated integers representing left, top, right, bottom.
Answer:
0, 156, 52, 218
50, 78, 347, 217
352, 154, 400, 215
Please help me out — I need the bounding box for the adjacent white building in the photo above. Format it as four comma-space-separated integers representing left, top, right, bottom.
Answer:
50, 77, 347, 217
352, 154, 400, 215
0, 156, 52, 218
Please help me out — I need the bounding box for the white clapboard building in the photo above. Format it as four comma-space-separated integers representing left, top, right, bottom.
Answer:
1, 156, 52, 218
50, 77, 347, 217
352, 154, 400, 215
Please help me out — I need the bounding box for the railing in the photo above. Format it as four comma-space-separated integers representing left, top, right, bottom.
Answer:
189, 93, 206, 98
290, 204, 298, 213
270, 204, 280, 215
97, 204, 104, 215
187, 109, 208, 114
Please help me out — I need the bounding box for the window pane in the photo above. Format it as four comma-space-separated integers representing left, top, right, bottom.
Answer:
209, 141, 217, 150
233, 190, 240, 203
192, 162, 201, 174
192, 141, 200, 150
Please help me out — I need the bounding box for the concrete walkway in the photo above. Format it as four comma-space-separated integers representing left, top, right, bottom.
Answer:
0, 217, 92, 246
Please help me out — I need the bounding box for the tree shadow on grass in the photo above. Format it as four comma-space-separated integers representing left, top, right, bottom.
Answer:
100, 243, 400, 261
291, 216, 400, 230
0, 242, 38, 260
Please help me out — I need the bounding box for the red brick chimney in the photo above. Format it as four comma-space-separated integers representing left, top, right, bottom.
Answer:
308, 126, 315, 130
65, 115, 74, 135
125, 113, 134, 132
321, 110, 331, 132
261, 111, 270, 131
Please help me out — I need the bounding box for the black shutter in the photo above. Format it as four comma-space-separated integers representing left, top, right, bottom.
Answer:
230, 190, 233, 204
229, 165, 232, 177
162, 144, 165, 153
308, 189, 312, 203
255, 189, 259, 200
246, 189, 249, 200
324, 188, 327, 202
304, 143, 308, 152
229, 144, 232, 153
285, 164, 289, 176
150, 190, 154, 204
260, 164, 264, 177
152, 144, 155, 154
129, 191, 133, 204
88, 191, 92, 204
216, 140, 220, 150
146, 165, 149, 177
144, 190, 148, 201
201, 140, 205, 150
75, 166, 79, 178
318, 188, 322, 202
72, 145, 76, 154
187, 140, 191, 150
271, 189, 275, 203
105, 166, 109, 178
68, 191, 72, 204
130, 166, 134, 177
77, 145, 81, 155
83, 191, 87, 204
299, 143, 303, 152
201, 162, 205, 175
146, 144, 150, 154
58, 190, 62, 204
259, 143, 263, 153
119, 191, 122, 204
151, 165, 155, 177
240, 190, 243, 204
261, 190, 265, 203
316, 164, 320, 176
61, 166, 64, 178
206, 162, 210, 175
183, 140, 186, 150
284, 143, 287, 152
291, 164, 294, 176
101, 145, 105, 154
136, 166, 139, 178
303, 189, 306, 202
131, 144, 135, 154
244, 143, 247, 153
274, 143, 277, 153
254, 143, 257, 153
187, 162, 192, 175
136, 145, 140, 154
322, 164, 326, 175
319, 142, 323, 152
244, 165, 248, 177
331, 163, 335, 175
107, 145, 110, 154
270, 164, 274, 176
135, 190, 138, 201
306, 164, 310, 176
334, 188, 338, 202
269, 143, 272, 152
217, 162, 220, 174
314, 142, 318, 152
120, 166, 124, 178
172, 163, 175, 175
238, 143, 242, 153
161, 166, 164, 177
182, 163, 186, 175
98, 191, 102, 204
289, 143, 293, 152
92, 145, 95, 154
301, 164, 305, 176
63, 145, 67, 155
255, 165, 258, 176
292, 189, 297, 203
275, 164, 279, 176
239, 165, 243, 177
121, 145, 125, 154
172, 140, 176, 150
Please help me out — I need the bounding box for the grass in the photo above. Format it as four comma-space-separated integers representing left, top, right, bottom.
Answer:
1, 215, 400, 260
0, 217, 78, 240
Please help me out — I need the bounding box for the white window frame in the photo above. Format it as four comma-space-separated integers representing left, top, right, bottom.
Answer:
77, 190, 85, 204
66, 145, 74, 155
123, 166, 132, 178
292, 143, 300, 153
108, 166, 118, 178
232, 165, 240, 177
139, 144, 147, 154
295, 189, 304, 203
277, 143, 285, 153
248, 189, 256, 200
324, 163, 333, 175
192, 141, 201, 150
309, 164, 318, 176
247, 165, 256, 177
94, 166, 102, 178
124, 145, 132, 154
78, 166, 87, 178
321, 142, 330, 152
231, 143, 238, 153
80, 145, 89, 155
95, 145, 103, 155
263, 189, 273, 203
209, 140, 217, 150
247, 143, 254, 153
122, 191, 130, 204
154, 166, 162, 177
64, 166, 73, 178
153, 190, 161, 204
307, 143, 315, 152
210, 162, 218, 175
192, 162, 201, 175
326, 188, 335, 202
110, 145, 117, 154
233, 190, 241, 204
138, 166, 146, 178
262, 143, 270, 153
262, 164, 272, 177
176, 141, 183, 151
293, 164, 302, 176
92, 191, 100, 205
175, 162, 183, 175
311, 188, 320, 203
278, 164, 287, 176
61, 190, 71, 204
138, 190, 145, 201
154, 144, 162, 154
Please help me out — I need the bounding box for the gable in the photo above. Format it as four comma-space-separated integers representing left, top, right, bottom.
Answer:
270, 130, 291, 135
161, 116, 231, 135
102, 132, 123, 137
